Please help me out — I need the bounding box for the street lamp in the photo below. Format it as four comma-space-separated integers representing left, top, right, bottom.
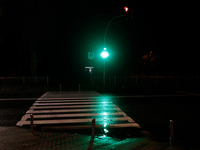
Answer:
100, 48, 109, 85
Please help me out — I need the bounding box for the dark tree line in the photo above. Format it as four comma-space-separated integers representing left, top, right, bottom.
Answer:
0, 0, 197, 78
0, 0, 60, 76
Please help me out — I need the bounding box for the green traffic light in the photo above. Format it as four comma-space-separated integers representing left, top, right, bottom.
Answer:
100, 51, 109, 59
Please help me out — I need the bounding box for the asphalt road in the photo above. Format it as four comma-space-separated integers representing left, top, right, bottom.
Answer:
0, 93, 44, 126
0, 90, 199, 147
100, 89, 200, 146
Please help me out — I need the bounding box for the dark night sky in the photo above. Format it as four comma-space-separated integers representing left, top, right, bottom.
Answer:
0, 0, 198, 84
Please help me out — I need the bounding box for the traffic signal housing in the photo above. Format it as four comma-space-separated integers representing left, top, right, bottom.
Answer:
124, 6, 129, 12
124, 6, 134, 19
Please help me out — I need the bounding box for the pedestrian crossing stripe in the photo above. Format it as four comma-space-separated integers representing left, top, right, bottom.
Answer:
17, 117, 135, 125
36, 99, 100, 102
41, 123, 141, 130
30, 104, 114, 109
33, 101, 111, 106
20, 112, 125, 119
26, 108, 118, 114
16, 91, 150, 136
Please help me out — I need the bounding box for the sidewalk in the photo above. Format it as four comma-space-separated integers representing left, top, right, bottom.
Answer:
0, 126, 187, 150
0, 126, 90, 150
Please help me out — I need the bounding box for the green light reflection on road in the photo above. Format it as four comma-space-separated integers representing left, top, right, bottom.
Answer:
98, 96, 113, 136
103, 112, 107, 115
102, 112, 109, 134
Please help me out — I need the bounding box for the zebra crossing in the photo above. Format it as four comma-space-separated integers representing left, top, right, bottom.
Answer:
16, 91, 141, 129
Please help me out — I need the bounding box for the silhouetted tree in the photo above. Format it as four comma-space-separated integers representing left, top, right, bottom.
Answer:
139, 51, 157, 76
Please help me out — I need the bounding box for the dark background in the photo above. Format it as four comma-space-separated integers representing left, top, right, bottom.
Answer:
0, 0, 198, 85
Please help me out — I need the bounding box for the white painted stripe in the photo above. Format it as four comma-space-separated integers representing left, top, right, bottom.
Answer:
38, 97, 89, 100
16, 117, 132, 125
16, 122, 24, 126
16, 91, 143, 131
37, 94, 189, 100
113, 105, 129, 117
43, 91, 100, 94
16, 114, 30, 126
26, 108, 117, 113
38, 97, 101, 100
30, 104, 114, 109
41, 123, 140, 130
108, 122, 142, 128
33, 102, 112, 105
1, 95, 187, 101
26, 112, 125, 118
36, 99, 101, 102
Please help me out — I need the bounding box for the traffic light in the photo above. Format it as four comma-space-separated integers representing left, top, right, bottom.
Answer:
124, 6, 134, 19
124, 6, 129, 12
100, 50, 109, 59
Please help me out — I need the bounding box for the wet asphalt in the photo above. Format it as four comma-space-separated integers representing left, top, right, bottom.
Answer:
0, 89, 199, 146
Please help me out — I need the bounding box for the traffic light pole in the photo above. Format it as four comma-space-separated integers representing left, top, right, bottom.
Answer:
104, 14, 126, 48
102, 14, 126, 85
103, 59, 105, 85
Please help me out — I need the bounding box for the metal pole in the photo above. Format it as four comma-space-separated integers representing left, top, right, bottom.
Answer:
170, 120, 174, 145
103, 59, 105, 85
30, 114, 33, 134
90, 59, 92, 84
88, 118, 95, 150
104, 14, 126, 48
92, 118, 95, 138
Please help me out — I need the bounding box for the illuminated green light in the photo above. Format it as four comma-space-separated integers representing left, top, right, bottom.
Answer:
100, 51, 109, 59
104, 48, 107, 50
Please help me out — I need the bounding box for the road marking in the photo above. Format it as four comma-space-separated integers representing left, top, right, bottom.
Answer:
25, 112, 125, 119
33, 101, 112, 105
16, 91, 151, 136
38, 97, 89, 100
41, 123, 143, 130
0, 95, 189, 101
26, 108, 117, 114
36, 99, 100, 102
30, 104, 115, 109
16, 117, 133, 125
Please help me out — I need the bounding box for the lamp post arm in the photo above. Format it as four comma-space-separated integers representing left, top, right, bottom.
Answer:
104, 14, 126, 48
